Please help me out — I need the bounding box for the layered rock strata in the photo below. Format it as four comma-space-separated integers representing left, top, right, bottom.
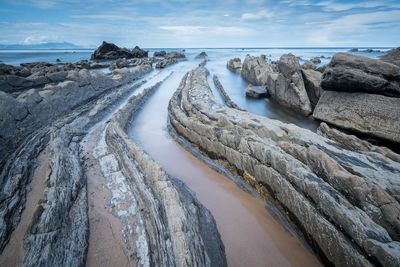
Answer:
168, 66, 400, 267
97, 79, 227, 266
313, 91, 400, 143
0, 65, 152, 265
212, 75, 241, 109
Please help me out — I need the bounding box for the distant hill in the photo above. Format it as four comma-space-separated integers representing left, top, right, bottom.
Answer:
0, 42, 93, 50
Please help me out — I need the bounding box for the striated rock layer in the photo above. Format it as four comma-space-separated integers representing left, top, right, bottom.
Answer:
168, 66, 400, 267
313, 91, 400, 144
98, 79, 227, 266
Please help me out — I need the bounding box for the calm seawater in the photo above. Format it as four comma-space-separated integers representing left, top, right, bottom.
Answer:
0, 47, 389, 131
0, 47, 388, 66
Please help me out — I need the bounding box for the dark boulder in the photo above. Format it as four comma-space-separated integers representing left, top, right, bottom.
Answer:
131, 46, 148, 58
153, 50, 167, 57
321, 53, 400, 97
381, 47, 400, 67
91, 41, 148, 60
195, 51, 208, 59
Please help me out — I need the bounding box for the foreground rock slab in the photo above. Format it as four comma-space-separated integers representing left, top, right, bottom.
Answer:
313, 91, 400, 143
169, 66, 400, 267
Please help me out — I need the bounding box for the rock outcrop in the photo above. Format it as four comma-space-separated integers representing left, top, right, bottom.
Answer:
91, 41, 148, 60
226, 58, 242, 73
0, 65, 152, 265
241, 55, 274, 85
321, 53, 400, 97
212, 75, 241, 109
240, 54, 313, 115
168, 66, 400, 267
153, 50, 167, 57
0, 58, 226, 266
98, 80, 227, 266
267, 54, 313, 115
313, 91, 400, 143
301, 69, 322, 107
196, 51, 208, 59
381, 47, 400, 67
0, 61, 152, 169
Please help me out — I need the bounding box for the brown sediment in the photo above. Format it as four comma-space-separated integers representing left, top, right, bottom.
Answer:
0, 146, 50, 266
82, 124, 134, 267
130, 71, 322, 267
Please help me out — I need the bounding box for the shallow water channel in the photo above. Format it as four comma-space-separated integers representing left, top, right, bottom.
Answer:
129, 60, 322, 267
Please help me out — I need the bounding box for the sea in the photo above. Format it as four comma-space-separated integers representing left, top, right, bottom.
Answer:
0, 47, 391, 132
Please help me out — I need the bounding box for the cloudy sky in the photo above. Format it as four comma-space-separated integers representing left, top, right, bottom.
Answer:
0, 0, 399, 48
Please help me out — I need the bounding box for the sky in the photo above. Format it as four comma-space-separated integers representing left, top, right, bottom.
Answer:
0, 0, 399, 48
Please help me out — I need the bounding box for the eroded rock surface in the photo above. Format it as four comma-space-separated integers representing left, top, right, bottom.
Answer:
240, 54, 313, 115
0, 58, 226, 266
97, 80, 227, 266
226, 58, 242, 73
313, 91, 400, 143
301, 69, 322, 107
168, 66, 400, 267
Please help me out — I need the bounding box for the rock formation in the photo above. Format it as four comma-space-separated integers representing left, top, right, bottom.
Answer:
314, 53, 400, 143
240, 54, 313, 115
381, 47, 400, 67
91, 41, 148, 60
168, 66, 400, 267
321, 53, 400, 97
0, 57, 226, 266
196, 51, 208, 59
226, 58, 242, 73
212, 75, 242, 109
301, 69, 322, 107
313, 91, 400, 143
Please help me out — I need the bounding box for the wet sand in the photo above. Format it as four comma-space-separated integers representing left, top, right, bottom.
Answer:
83, 122, 134, 267
0, 147, 50, 266
129, 64, 323, 267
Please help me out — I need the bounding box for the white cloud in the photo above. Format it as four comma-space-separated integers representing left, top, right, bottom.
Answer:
316, 1, 383, 12
159, 25, 250, 35
306, 10, 400, 45
23, 35, 58, 44
241, 9, 273, 21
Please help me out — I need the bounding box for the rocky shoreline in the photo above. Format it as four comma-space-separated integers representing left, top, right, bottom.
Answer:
1, 42, 399, 266
168, 66, 400, 266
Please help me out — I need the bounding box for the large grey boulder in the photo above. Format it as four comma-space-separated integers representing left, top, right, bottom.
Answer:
313, 91, 400, 143
301, 69, 322, 107
267, 54, 313, 115
322, 53, 400, 97
241, 55, 274, 85
241, 54, 313, 115
226, 58, 242, 73
381, 47, 400, 67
